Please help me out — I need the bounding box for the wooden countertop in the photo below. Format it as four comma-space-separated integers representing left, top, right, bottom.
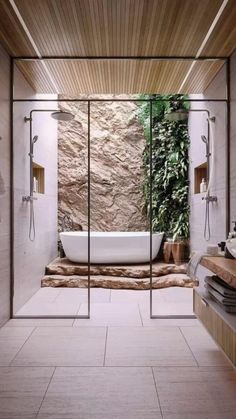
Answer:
201, 256, 236, 288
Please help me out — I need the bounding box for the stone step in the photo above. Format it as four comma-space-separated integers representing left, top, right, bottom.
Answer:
42, 273, 198, 290
46, 257, 187, 278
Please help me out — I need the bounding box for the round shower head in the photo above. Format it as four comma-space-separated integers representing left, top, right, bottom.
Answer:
165, 109, 189, 122
51, 111, 74, 122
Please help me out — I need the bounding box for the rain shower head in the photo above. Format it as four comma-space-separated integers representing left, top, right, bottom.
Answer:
165, 108, 189, 122
51, 111, 74, 121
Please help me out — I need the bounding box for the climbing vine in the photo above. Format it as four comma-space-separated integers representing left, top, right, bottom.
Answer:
137, 94, 190, 240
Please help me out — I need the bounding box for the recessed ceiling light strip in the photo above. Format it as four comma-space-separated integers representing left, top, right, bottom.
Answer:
9, 0, 59, 93
178, 0, 229, 92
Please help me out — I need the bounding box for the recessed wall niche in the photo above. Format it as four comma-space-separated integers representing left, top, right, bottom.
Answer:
33, 162, 45, 194
194, 162, 207, 194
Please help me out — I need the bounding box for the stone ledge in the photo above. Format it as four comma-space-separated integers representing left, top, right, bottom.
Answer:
46, 257, 187, 278
42, 273, 198, 290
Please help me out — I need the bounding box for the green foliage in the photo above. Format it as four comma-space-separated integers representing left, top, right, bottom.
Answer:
138, 94, 190, 240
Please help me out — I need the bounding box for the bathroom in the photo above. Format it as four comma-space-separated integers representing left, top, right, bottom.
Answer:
4, 53, 234, 320
2, 3, 236, 416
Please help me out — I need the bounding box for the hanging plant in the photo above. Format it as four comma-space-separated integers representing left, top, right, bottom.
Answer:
137, 94, 190, 241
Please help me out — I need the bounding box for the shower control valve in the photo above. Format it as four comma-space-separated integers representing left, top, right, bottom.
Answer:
202, 195, 217, 203
22, 195, 38, 202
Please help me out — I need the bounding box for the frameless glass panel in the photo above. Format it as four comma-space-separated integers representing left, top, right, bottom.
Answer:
89, 98, 148, 324
150, 97, 227, 318
12, 95, 90, 318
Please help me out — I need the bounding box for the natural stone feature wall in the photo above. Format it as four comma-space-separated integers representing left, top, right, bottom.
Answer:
58, 95, 148, 231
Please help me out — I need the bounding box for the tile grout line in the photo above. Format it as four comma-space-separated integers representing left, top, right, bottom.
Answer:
179, 326, 199, 367
151, 367, 164, 419
138, 303, 144, 326
8, 326, 37, 366
51, 289, 61, 303
103, 327, 108, 367
36, 366, 56, 418
74, 302, 82, 319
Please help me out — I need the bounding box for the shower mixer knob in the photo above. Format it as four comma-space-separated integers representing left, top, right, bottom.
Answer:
202, 195, 217, 202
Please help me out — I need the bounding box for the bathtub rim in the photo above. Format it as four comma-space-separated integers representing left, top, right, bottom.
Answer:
60, 231, 164, 238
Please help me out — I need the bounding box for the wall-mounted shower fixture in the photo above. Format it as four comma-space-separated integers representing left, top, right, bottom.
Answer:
165, 107, 216, 123
165, 107, 216, 241
51, 111, 74, 121
23, 109, 75, 241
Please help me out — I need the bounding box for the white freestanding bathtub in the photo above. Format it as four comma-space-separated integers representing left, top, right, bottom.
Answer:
60, 231, 164, 264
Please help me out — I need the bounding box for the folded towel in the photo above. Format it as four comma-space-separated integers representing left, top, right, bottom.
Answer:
187, 251, 206, 280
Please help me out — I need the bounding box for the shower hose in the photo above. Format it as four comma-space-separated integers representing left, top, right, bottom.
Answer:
29, 199, 36, 241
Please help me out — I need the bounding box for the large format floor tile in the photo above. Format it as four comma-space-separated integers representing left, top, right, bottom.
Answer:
180, 326, 230, 366
37, 367, 161, 419
0, 366, 54, 418
163, 413, 236, 419
110, 289, 161, 304
54, 287, 111, 304
6, 319, 74, 327
105, 327, 197, 366
74, 302, 142, 326
141, 301, 194, 316
153, 366, 236, 415
153, 366, 236, 384
12, 327, 106, 367
16, 300, 81, 316
0, 327, 34, 366
159, 287, 193, 303
139, 312, 200, 327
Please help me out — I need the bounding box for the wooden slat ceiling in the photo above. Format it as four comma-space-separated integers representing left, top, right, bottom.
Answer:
0, 0, 236, 94
17, 59, 225, 95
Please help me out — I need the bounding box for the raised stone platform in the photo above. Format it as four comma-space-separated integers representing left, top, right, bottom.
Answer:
42, 258, 198, 290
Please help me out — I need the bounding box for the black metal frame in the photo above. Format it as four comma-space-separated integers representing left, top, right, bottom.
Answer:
10, 55, 230, 320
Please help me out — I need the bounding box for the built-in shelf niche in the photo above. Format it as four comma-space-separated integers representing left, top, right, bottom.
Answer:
33, 162, 45, 194
194, 162, 207, 194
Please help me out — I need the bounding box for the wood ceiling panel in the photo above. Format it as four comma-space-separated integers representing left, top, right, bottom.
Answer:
12, 0, 222, 57
181, 61, 225, 93
201, 0, 236, 57
17, 59, 222, 95
1, 0, 233, 95
17, 61, 56, 93
0, 0, 35, 56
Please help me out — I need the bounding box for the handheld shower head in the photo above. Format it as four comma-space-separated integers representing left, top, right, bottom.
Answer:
201, 135, 207, 144
32, 135, 38, 144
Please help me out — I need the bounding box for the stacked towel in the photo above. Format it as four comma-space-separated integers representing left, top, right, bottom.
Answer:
205, 275, 236, 313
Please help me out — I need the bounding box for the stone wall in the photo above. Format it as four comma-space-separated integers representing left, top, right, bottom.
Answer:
58, 96, 148, 231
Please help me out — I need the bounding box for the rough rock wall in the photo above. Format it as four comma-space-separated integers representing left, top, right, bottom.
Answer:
58, 96, 148, 232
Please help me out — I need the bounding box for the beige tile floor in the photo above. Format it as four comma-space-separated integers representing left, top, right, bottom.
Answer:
0, 287, 235, 418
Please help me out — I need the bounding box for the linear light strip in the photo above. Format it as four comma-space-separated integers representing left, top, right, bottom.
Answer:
9, 0, 59, 93
178, 0, 229, 92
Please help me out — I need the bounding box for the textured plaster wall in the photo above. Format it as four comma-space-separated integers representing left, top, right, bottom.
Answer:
58, 97, 148, 232
189, 66, 227, 252
230, 51, 236, 223
13, 69, 58, 313
0, 45, 10, 326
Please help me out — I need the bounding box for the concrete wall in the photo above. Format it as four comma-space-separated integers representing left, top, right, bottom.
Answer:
189, 66, 227, 252
13, 69, 58, 313
0, 45, 10, 326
